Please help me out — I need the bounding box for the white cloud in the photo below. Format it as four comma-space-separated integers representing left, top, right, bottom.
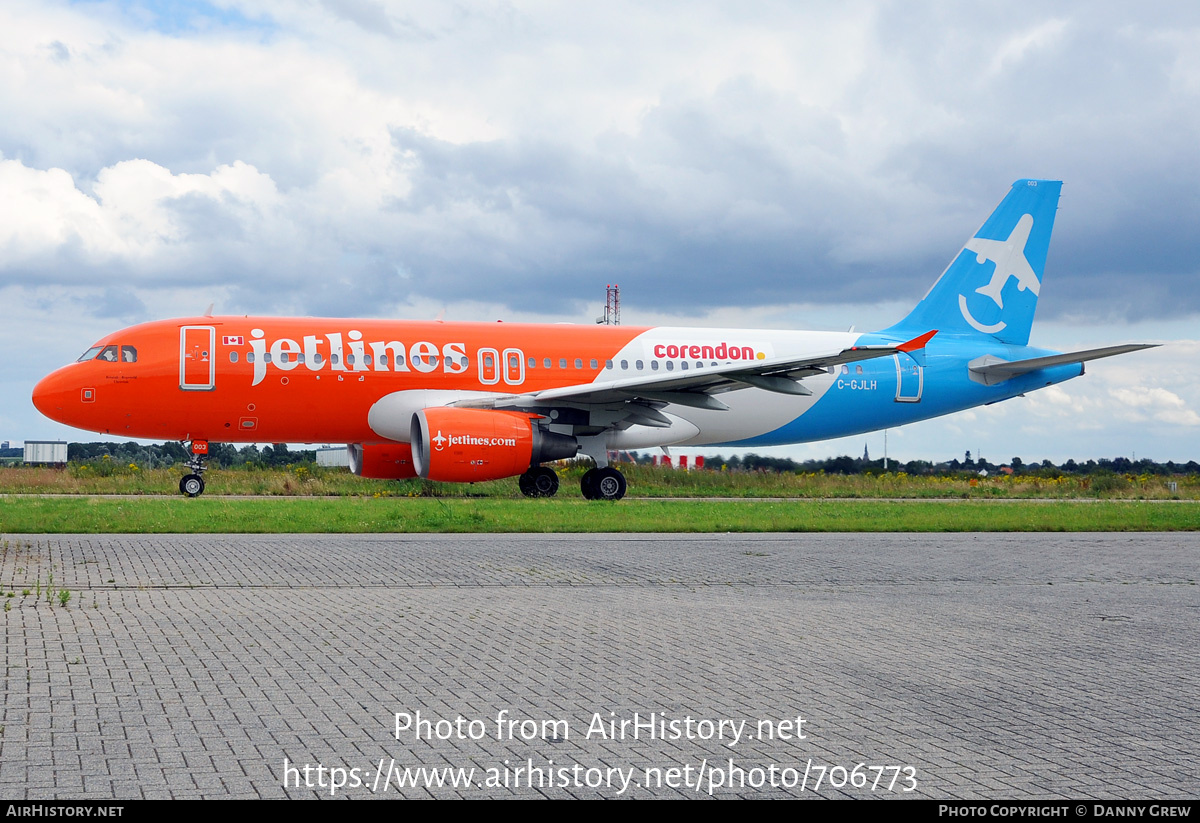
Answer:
3, 0, 1200, 462
987, 18, 1071, 77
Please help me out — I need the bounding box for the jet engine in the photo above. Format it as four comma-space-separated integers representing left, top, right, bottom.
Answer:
410, 407, 577, 482
348, 442, 418, 479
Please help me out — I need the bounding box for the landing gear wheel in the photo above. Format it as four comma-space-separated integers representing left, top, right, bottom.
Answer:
581, 469, 598, 500
519, 466, 560, 498
581, 467, 626, 501
180, 474, 205, 498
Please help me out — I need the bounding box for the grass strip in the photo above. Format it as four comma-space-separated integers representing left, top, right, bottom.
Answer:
2, 465, 1196, 499
2, 497, 1198, 534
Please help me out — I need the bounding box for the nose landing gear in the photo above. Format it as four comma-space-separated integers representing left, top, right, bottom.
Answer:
179, 473, 205, 497
179, 439, 210, 497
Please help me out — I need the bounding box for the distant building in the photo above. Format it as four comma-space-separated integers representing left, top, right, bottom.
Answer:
316, 447, 350, 468
24, 441, 68, 466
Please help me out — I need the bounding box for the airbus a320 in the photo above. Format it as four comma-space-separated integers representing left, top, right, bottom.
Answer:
32, 179, 1155, 500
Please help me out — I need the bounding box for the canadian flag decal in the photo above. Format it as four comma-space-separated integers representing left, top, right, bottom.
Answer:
223, 335, 244, 345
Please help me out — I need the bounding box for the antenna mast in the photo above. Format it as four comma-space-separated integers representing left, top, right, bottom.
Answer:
603, 283, 621, 325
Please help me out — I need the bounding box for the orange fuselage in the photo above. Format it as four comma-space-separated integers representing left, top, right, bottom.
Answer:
33, 317, 647, 444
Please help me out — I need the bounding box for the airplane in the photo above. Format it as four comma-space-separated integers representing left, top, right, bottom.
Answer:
32, 179, 1156, 500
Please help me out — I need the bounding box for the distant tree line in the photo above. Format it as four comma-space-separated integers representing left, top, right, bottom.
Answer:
62, 441, 318, 468
638, 451, 1200, 476
7, 442, 1198, 476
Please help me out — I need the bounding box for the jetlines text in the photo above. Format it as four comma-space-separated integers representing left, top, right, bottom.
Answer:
247, 330, 521, 387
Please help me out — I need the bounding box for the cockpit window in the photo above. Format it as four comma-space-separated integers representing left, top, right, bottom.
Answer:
77, 346, 103, 362
121, 346, 137, 363
97, 345, 119, 362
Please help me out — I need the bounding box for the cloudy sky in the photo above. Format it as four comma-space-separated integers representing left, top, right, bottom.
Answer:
3, 0, 1197, 465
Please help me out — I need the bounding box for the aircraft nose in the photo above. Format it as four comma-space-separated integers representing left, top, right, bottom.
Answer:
32, 368, 74, 423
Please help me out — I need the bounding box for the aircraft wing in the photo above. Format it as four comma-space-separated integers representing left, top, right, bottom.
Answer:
455, 331, 937, 414
968, 343, 1159, 386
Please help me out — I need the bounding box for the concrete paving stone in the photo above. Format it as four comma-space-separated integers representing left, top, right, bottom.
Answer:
0, 532, 1196, 798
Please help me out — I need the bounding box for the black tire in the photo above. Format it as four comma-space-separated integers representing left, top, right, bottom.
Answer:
582, 467, 625, 501
532, 466, 559, 497
180, 474, 205, 497
580, 468, 599, 500
593, 467, 626, 500
519, 467, 560, 498
519, 471, 537, 497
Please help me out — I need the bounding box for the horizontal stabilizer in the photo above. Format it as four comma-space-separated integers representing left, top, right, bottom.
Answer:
968, 344, 1159, 386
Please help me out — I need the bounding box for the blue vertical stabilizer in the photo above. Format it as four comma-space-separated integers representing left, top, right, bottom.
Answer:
883, 179, 1062, 346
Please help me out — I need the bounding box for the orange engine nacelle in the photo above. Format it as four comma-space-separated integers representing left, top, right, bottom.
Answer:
410, 407, 577, 483
348, 442, 418, 480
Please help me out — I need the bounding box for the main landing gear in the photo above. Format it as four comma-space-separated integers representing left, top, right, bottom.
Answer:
517, 464, 628, 500
179, 439, 210, 498
581, 466, 627, 501
518, 466, 560, 498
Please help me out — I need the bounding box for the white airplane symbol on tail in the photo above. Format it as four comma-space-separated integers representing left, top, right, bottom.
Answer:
965, 213, 1038, 309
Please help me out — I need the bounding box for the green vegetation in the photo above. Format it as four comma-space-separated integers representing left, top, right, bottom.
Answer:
0, 496, 1196, 534
1, 461, 1196, 499
3, 447, 1197, 535
0, 544, 71, 611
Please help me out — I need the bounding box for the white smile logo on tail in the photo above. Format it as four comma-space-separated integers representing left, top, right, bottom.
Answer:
958, 213, 1037, 334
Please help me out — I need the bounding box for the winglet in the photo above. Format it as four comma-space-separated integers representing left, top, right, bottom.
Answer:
897, 329, 938, 353
896, 330, 937, 367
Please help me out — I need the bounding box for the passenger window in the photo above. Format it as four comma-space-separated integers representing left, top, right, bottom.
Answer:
298, 353, 306, 364
346, 354, 355, 365
247, 352, 255, 363
635, 360, 644, 370
331, 354, 340, 365
559, 358, 567, 369
121, 346, 137, 363
665, 361, 674, 371
528, 357, 536, 368
229, 352, 239, 363
314, 353, 324, 365
364, 354, 371, 365
98, 345, 119, 362
605, 360, 613, 369
264, 353, 273, 363
590, 359, 598, 369
651, 361, 659, 371
379, 354, 388, 366
544, 358, 552, 369
621, 360, 628, 370
280, 352, 291, 364
855, 365, 863, 374
680, 362, 688, 370
574, 358, 582, 369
